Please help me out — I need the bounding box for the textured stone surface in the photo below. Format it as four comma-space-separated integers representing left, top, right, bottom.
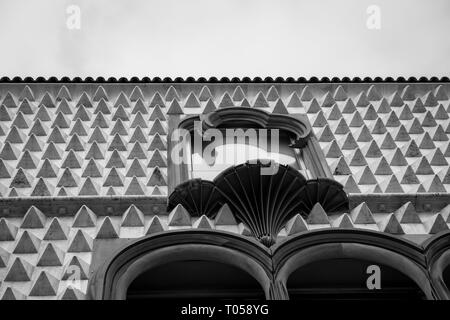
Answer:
0, 202, 449, 299
310, 84, 450, 194
0, 82, 449, 299
0, 83, 448, 196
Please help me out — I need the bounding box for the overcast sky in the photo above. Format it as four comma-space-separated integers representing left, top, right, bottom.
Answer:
0, 0, 449, 78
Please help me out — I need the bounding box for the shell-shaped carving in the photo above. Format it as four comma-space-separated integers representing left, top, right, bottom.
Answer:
297, 178, 349, 216
168, 161, 349, 247
168, 179, 224, 217
213, 160, 307, 246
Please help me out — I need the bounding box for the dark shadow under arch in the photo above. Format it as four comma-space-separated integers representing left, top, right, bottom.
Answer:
286, 258, 425, 300
127, 259, 265, 299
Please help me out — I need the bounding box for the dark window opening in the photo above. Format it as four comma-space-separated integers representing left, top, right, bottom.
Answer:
126, 260, 265, 300
287, 258, 425, 300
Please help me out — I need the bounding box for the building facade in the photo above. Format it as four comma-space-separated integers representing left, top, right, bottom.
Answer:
0, 78, 449, 300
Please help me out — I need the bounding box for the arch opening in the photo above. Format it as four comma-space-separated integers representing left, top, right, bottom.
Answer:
91, 231, 273, 300
127, 260, 265, 300
286, 258, 426, 300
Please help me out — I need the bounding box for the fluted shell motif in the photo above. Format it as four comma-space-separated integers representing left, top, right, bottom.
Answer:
296, 178, 349, 214
168, 161, 349, 246
168, 178, 223, 217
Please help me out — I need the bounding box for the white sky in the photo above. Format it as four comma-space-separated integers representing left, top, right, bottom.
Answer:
0, 0, 449, 78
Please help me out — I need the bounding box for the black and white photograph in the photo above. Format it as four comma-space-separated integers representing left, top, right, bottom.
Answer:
0, 0, 449, 313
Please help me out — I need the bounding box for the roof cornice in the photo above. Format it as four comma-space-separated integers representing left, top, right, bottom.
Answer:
0, 76, 449, 84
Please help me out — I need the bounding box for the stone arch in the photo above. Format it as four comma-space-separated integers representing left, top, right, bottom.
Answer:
272, 229, 435, 300
89, 229, 272, 300
424, 231, 450, 300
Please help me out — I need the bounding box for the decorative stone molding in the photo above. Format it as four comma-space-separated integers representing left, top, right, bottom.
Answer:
169, 161, 349, 246
179, 107, 311, 149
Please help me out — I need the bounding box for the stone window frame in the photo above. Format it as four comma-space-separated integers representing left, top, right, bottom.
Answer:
167, 107, 332, 193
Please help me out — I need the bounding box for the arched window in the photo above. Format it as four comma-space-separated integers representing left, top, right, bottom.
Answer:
273, 230, 434, 300
167, 108, 349, 246
168, 107, 331, 192
89, 231, 272, 300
